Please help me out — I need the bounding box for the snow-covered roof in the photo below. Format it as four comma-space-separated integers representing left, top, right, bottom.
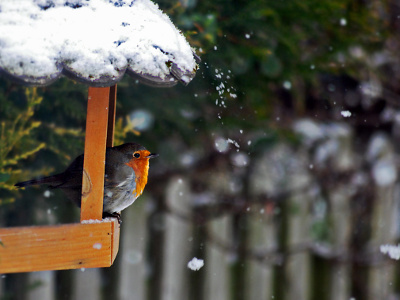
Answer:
0, 0, 200, 87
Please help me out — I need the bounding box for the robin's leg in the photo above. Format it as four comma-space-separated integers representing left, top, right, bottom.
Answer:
103, 211, 122, 224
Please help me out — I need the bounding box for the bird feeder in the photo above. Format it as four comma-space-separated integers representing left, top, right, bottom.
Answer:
0, 0, 199, 273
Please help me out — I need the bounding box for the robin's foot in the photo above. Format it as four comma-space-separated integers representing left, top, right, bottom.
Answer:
103, 212, 122, 224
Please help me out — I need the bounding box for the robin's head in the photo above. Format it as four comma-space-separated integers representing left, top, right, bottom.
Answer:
113, 143, 158, 161
114, 143, 158, 197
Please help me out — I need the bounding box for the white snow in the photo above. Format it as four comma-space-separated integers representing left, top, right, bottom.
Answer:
315, 139, 339, 164
283, 80, 291, 90
293, 119, 325, 144
129, 109, 154, 131
227, 138, 240, 148
215, 137, 229, 152
380, 244, 400, 260
187, 257, 204, 271
231, 152, 249, 167
341, 110, 351, 117
294, 119, 352, 147
366, 134, 389, 161
93, 243, 102, 250
360, 80, 382, 98
81, 217, 113, 224
372, 159, 397, 186
0, 0, 198, 86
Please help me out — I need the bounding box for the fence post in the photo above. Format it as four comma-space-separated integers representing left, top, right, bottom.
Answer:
72, 268, 101, 300
367, 133, 398, 300
284, 149, 312, 300
328, 124, 354, 300
204, 214, 232, 300
247, 148, 283, 300
27, 271, 54, 300
119, 198, 148, 300
161, 177, 192, 300
245, 206, 275, 300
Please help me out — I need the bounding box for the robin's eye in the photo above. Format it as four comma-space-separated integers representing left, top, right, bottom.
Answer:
133, 152, 140, 158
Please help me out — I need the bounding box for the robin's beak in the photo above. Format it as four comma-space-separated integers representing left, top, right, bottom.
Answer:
147, 153, 159, 159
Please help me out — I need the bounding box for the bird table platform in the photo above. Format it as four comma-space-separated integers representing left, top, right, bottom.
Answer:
0, 86, 120, 273
0, 0, 198, 274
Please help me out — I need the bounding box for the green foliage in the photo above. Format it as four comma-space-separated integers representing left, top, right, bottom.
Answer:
149, 0, 389, 139
113, 115, 141, 146
0, 79, 87, 209
0, 88, 45, 195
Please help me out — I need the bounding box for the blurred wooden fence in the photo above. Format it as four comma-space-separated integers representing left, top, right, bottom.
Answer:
1, 120, 399, 300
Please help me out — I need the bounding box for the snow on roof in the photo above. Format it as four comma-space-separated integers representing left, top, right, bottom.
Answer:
0, 0, 200, 87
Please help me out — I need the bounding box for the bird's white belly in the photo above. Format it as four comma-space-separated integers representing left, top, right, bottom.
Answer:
103, 174, 138, 213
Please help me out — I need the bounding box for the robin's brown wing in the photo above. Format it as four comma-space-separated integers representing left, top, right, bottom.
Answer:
14, 154, 84, 189
14, 154, 84, 206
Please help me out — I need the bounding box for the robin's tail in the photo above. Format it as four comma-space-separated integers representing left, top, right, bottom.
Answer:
15, 175, 63, 188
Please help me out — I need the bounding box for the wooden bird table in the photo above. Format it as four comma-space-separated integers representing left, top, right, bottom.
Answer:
0, 0, 200, 274
0, 86, 120, 273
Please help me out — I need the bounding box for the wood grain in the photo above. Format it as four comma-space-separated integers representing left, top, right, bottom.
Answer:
107, 85, 117, 148
81, 87, 110, 221
0, 219, 120, 273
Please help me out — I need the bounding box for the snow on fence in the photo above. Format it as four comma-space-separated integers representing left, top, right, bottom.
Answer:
5, 121, 400, 300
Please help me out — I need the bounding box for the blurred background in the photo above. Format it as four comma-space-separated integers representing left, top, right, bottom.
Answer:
1, 0, 400, 299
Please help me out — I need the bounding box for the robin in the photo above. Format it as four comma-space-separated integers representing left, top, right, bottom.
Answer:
15, 143, 158, 222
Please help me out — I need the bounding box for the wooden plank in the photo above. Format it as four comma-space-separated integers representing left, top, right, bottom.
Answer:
107, 85, 117, 148
204, 215, 231, 300
73, 268, 101, 300
328, 126, 353, 300
120, 199, 148, 300
162, 177, 192, 300
367, 135, 398, 300
245, 207, 275, 300
111, 216, 120, 263
27, 271, 54, 300
81, 87, 110, 221
284, 149, 312, 300
0, 219, 119, 273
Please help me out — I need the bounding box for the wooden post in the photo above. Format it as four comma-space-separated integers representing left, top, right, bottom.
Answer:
120, 197, 149, 300
284, 149, 312, 300
204, 215, 232, 300
107, 85, 117, 148
80, 87, 111, 221
161, 177, 192, 300
367, 134, 398, 300
245, 207, 275, 300
328, 125, 353, 300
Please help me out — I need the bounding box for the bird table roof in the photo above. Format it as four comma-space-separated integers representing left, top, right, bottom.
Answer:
0, 0, 200, 87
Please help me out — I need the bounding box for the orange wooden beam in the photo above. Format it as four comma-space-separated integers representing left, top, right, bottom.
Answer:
0, 219, 119, 273
107, 85, 117, 148
81, 87, 110, 221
